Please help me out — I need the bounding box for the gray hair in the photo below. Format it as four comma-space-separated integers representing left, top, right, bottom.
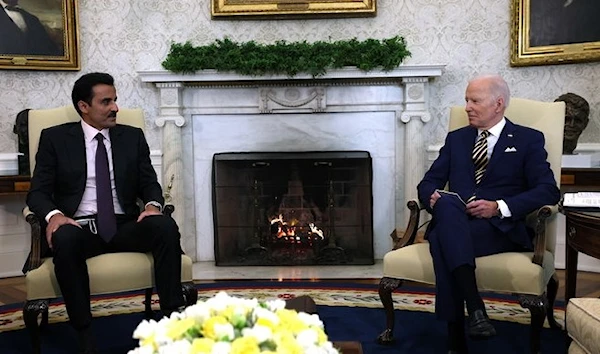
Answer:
472, 74, 511, 109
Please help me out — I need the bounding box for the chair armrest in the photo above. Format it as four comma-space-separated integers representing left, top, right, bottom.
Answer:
164, 204, 175, 217
23, 206, 43, 270
390, 199, 424, 250
527, 204, 557, 266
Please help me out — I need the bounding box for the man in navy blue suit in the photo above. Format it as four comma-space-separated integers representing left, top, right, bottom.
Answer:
417, 75, 560, 354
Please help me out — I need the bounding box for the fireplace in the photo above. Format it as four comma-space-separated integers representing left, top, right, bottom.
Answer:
138, 66, 444, 262
212, 151, 374, 265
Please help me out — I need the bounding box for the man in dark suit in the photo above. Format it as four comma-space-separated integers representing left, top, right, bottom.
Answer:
26, 72, 184, 353
0, 0, 61, 56
417, 75, 560, 354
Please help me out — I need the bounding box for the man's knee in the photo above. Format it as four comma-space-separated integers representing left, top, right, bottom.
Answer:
143, 215, 180, 242
52, 225, 85, 251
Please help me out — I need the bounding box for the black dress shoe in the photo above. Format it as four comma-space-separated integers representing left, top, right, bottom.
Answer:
448, 350, 468, 354
466, 309, 496, 339
77, 327, 98, 354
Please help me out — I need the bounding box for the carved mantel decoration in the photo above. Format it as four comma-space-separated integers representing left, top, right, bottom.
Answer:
139, 65, 444, 262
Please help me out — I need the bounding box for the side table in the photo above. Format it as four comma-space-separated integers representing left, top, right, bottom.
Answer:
332, 341, 363, 354
562, 209, 600, 305
0, 175, 30, 195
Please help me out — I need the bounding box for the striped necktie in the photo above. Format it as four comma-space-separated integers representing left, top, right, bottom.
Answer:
473, 130, 490, 184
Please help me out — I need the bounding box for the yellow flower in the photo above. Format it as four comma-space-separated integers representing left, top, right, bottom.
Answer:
202, 316, 229, 340
191, 338, 215, 354
276, 309, 308, 334
272, 331, 303, 354
166, 318, 196, 340
231, 337, 260, 354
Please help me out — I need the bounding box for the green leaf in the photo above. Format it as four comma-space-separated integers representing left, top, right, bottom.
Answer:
161, 37, 410, 77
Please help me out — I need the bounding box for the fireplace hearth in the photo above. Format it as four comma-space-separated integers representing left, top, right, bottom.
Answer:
212, 151, 374, 266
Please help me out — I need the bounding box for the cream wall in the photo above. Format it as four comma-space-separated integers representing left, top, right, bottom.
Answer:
0, 0, 599, 153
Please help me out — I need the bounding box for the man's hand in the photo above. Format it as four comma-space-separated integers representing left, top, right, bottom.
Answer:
46, 214, 81, 249
137, 205, 162, 222
429, 191, 442, 209
466, 200, 499, 219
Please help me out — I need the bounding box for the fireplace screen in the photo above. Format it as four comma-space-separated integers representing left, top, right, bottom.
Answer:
212, 151, 374, 266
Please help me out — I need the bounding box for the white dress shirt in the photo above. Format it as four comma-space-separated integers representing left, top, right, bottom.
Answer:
2, 1, 27, 32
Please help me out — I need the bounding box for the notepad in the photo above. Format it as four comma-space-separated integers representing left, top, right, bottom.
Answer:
435, 189, 467, 205
563, 192, 600, 208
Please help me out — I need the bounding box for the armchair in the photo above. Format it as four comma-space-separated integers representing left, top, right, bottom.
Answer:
22, 105, 197, 354
377, 98, 565, 354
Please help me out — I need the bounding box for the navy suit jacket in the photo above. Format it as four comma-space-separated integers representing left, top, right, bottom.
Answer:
417, 118, 560, 249
24, 122, 163, 271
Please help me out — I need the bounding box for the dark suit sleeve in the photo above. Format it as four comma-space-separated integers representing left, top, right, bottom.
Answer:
503, 131, 560, 219
136, 129, 165, 206
26, 128, 60, 220
417, 134, 452, 213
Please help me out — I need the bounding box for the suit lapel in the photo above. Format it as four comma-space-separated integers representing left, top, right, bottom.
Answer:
486, 119, 517, 178
463, 127, 479, 179
67, 124, 86, 174
109, 126, 126, 200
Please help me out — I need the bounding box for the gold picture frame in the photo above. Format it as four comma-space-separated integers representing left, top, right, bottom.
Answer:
212, 0, 376, 19
510, 0, 600, 66
0, 0, 79, 70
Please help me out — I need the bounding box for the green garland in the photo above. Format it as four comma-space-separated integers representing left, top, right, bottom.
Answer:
162, 36, 410, 77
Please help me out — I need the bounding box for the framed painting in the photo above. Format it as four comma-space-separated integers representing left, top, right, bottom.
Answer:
510, 0, 600, 66
212, 0, 376, 19
0, 0, 79, 70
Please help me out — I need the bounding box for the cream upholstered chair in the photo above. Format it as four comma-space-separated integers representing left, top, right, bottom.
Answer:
22, 105, 197, 354
377, 98, 565, 354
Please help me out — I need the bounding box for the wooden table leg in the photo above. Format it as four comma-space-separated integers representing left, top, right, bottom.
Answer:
565, 224, 579, 306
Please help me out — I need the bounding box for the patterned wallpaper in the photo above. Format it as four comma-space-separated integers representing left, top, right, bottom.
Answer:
1, 0, 599, 154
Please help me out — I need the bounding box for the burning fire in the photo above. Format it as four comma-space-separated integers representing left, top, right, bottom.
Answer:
270, 214, 324, 240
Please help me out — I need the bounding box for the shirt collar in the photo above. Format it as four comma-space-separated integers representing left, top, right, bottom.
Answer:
1, 1, 18, 10
81, 120, 110, 143
479, 117, 506, 138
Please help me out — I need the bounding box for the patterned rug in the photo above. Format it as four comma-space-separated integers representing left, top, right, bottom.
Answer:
0, 281, 565, 333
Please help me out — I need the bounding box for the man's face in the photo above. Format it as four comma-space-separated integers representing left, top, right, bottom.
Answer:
464, 79, 503, 130
78, 84, 118, 130
564, 108, 588, 141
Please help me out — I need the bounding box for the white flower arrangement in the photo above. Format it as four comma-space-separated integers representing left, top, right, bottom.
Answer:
128, 291, 340, 354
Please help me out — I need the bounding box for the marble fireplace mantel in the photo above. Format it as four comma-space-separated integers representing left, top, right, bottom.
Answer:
139, 65, 445, 262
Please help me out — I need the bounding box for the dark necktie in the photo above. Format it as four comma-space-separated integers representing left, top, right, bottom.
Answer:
95, 133, 117, 242
5, 5, 19, 11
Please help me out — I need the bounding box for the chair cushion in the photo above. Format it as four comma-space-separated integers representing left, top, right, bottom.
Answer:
382, 243, 555, 295
567, 298, 600, 354
26, 252, 193, 300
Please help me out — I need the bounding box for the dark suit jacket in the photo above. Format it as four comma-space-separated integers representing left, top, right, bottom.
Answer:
417, 119, 561, 249
24, 122, 164, 271
0, 7, 61, 56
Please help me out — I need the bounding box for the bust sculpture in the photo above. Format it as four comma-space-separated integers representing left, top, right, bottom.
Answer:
554, 93, 590, 154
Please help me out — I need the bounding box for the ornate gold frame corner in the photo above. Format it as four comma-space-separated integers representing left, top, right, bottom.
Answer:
510, 0, 600, 67
211, 0, 376, 19
0, 0, 80, 71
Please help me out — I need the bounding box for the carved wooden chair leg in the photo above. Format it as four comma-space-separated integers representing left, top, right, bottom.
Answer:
144, 288, 154, 318
23, 299, 49, 354
519, 294, 547, 354
377, 277, 403, 344
545, 273, 561, 329
182, 282, 198, 307
40, 306, 49, 329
